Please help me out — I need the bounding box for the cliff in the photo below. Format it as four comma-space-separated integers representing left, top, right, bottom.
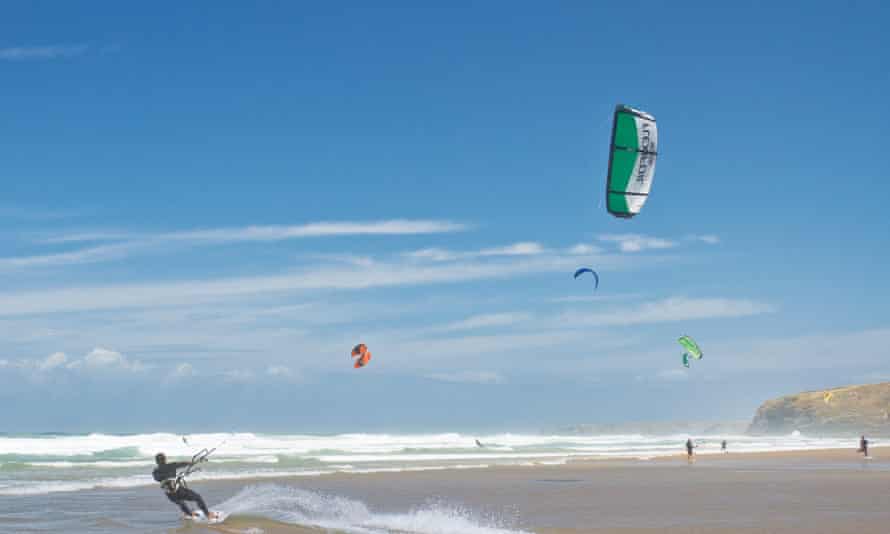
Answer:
748, 382, 890, 435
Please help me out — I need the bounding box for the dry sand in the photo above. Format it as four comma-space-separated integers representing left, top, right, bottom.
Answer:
185, 447, 890, 533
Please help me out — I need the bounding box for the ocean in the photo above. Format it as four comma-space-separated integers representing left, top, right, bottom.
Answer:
0, 431, 869, 533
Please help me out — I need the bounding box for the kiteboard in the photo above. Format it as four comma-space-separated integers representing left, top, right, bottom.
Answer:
183, 510, 227, 524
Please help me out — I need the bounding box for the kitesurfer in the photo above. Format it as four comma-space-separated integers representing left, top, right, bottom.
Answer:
152, 452, 216, 520
859, 435, 869, 458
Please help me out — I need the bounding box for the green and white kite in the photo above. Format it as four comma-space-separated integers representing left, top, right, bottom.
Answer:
605, 105, 658, 218
678, 335, 703, 368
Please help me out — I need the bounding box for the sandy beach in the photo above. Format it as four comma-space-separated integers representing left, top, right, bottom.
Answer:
147, 447, 890, 534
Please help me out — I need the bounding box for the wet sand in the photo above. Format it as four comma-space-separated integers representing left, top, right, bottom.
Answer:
182, 447, 890, 533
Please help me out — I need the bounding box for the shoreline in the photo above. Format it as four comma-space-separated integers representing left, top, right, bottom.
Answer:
189, 445, 890, 533
196, 444, 887, 490
205, 442, 884, 483
5, 445, 889, 534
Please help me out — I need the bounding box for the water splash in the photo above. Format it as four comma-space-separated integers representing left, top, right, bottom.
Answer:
216, 484, 530, 534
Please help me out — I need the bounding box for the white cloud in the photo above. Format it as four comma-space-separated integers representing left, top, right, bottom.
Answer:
0, 45, 87, 61
48, 220, 467, 245
266, 365, 294, 378
405, 248, 458, 261
564, 297, 775, 327
479, 242, 543, 256
67, 347, 146, 372
550, 293, 645, 304
687, 234, 720, 245
41, 232, 133, 244
38, 352, 68, 371
0, 348, 145, 376
405, 242, 545, 262
163, 220, 468, 242
426, 371, 505, 384
0, 254, 595, 317
436, 312, 532, 332
16, 220, 467, 270
599, 234, 675, 253
568, 244, 601, 255
0, 243, 133, 270
83, 347, 123, 367
170, 362, 196, 379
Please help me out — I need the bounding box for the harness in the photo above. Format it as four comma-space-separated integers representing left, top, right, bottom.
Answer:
159, 446, 217, 495
160, 477, 182, 495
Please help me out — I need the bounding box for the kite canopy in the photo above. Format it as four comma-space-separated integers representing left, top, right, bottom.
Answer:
573, 268, 599, 289
678, 336, 702, 366
605, 105, 658, 218
351, 343, 372, 369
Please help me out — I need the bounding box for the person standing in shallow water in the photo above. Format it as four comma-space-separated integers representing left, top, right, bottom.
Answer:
721, 439, 728, 453
859, 435, 869, 458
685, 438, 696, 463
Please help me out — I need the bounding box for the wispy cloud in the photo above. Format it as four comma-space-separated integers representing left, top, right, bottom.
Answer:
564, 297, 776, 327
0, 254, 594, 317
47, 220, 468, 245
426, 371, 505, 384
687, 234, 720, 245
0, 243, 132, 270
598, 234, 675, 253
66, 347, 146, 372
549, 292, 646, 303
436, 312, 532, 332
597, 233, 719, 253
266, 365, 301, 382
2, 347, 146, 375
0, 45, 87, 61
10, 220, 468, 270
169, 362, 196, 380
479, 242, 543, 256
38, 352, 68, 371
568, 243, 602, 255
406, 241, 545, 262
41, 231, 133, 244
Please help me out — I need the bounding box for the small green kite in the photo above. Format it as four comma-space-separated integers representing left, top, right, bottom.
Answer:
679, 335, 703, 368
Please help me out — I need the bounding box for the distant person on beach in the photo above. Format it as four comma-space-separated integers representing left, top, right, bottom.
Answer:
859, 435, 869, 458
721, 439, 728, 453
152, 453, 216, 520
685, 438, 696, 462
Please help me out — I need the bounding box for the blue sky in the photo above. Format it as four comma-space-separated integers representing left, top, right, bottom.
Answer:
1, 1, 888, 432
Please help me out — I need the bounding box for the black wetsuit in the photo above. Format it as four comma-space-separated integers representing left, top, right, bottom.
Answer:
860, 437, 869, 457
152, 461, 210, 517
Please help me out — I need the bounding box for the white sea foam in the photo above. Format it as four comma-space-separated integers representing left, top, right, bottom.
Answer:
216, 484, 531, 534
0, 431, 863, 496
